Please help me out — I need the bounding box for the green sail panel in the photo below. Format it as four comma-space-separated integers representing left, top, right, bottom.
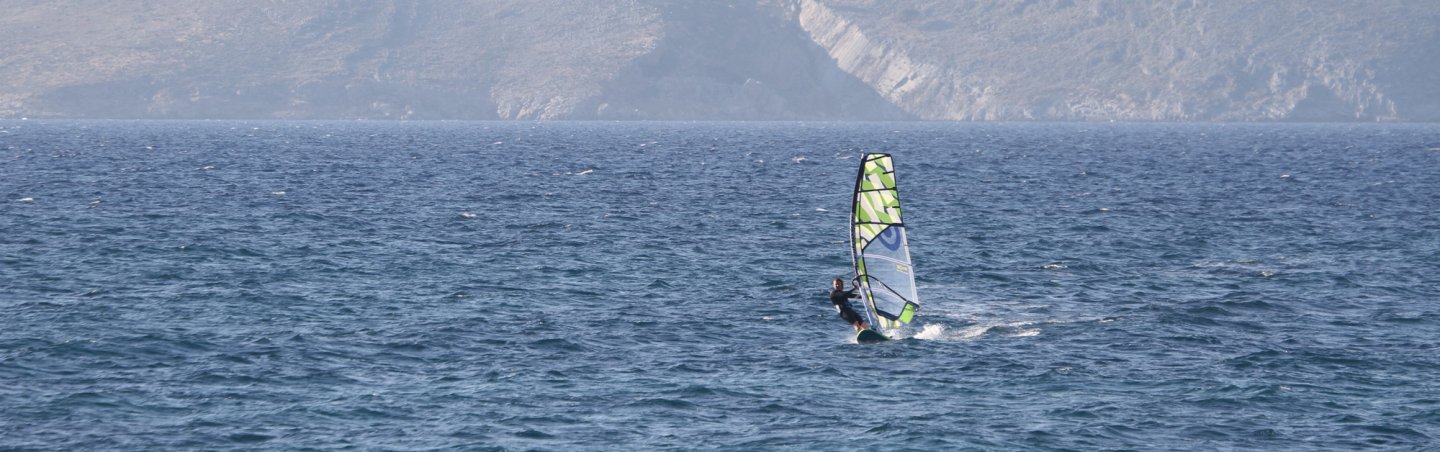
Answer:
849, 153, 920, 332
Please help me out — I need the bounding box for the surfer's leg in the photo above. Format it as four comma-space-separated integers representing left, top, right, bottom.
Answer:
839, 307, 865, 330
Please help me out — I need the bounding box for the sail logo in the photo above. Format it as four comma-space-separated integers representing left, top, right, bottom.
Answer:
878, 226, 902, 250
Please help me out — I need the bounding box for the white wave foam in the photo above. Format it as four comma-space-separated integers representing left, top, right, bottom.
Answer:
916, 322, 986, 341
955, 325, 989, 339
914, 323, 946, 340
907, 317, 1060, 341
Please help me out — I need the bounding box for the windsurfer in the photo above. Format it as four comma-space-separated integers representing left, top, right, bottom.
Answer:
830, 277, 871, 332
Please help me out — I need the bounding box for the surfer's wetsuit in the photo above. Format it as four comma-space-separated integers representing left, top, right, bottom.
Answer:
829, 287, 866, 327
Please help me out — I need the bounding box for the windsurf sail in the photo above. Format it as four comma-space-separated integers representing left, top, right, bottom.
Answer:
850, 153, 919, 332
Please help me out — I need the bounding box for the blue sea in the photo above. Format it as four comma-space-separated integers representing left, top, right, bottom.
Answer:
2, 120, 1438, 450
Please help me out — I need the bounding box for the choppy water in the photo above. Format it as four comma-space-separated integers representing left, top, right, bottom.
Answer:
3, 120, 1438, 450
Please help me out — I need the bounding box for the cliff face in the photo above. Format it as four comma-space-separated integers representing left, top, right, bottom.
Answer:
1, 0, 1436, 121
794, 0, 1440, 121
576, 1, 907, 120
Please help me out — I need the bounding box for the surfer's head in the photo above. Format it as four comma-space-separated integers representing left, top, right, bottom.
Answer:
833, 277, 845, 290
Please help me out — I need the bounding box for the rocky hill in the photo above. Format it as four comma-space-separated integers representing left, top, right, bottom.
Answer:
1, 0, 1436, 121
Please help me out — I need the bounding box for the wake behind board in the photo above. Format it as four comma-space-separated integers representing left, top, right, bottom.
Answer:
856, 328, 889, 343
